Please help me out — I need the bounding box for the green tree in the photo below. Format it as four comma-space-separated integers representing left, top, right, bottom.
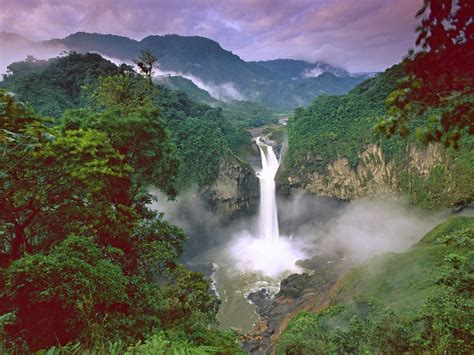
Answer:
135, 49, 159, 87
0, 90, 133, 264
86, 73, 153, 114
0, 52, 121, 118
0, 68, 239, 353
2, 236, 128, 351
62, 73, 179, 196
378, 0, 473, 147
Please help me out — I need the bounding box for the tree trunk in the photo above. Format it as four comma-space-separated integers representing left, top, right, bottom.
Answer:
11, 223, 29, 260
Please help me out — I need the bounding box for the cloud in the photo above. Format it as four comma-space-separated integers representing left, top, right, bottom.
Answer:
153, 65, 245, 100
0, 34, 66, 75
0, 0, 423, 72
314, 198, 443, 260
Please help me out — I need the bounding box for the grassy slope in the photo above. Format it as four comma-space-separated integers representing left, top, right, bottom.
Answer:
333, 216, 474, 315
278, 216, 474, 352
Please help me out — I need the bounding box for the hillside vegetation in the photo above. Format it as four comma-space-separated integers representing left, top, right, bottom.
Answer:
156, 74, 278, 128
0, 85, 243, 352
2, 31, 369, 112
287, 64, 406, 171
284, 62, 474, 209
277, 216, 474, 353
1, 52, 254, 191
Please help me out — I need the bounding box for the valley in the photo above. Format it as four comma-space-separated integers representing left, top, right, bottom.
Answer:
0, 2, 473, 352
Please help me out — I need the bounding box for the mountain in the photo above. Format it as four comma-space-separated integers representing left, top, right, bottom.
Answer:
0, 32, 65, 77
1, 32, 370, 111
46, 32, 270, 85
250, 59, 354, 80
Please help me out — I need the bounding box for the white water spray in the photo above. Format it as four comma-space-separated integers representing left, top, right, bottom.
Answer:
223, 135, 306, 278
255, 136, 280, 243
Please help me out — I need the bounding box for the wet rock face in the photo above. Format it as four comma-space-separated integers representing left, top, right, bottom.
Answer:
248, 289, 275, 316
201, 155, 259, 220
277, 273, 312, 298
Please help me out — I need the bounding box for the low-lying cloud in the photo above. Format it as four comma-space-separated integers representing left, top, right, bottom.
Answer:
154, 66, 245, 101
309, 198, 443, 261
97, 55, 245, 101
0, 34, 65, 76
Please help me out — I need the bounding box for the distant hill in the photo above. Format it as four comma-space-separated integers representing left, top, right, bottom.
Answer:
0, 32, 34, 45
251, 59, 354, 80
0, 32, 66, 77
1, 32, 371, 112
46, 32, 269, 85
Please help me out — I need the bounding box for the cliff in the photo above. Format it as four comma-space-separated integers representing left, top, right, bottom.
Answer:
201, 154, 259, 219
283, 61, 473, 209
281, 143, 443, 201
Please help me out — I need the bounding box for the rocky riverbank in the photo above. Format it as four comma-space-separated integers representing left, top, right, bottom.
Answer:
242, 254, 354, 354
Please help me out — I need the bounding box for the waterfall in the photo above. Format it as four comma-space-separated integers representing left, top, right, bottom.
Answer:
224, 136, 306, 277
256, 136, 280, 243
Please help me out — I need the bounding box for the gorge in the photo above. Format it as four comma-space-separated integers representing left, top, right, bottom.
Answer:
1, 4, 472, 351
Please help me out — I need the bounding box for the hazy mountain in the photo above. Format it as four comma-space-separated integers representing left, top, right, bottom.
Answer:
250, 59, 354, 80
2, 32, 372, 111
45, 32, 271, 85
0, 32, 66, 76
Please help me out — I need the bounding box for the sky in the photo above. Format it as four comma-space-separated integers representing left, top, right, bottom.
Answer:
0, 0, 423, 72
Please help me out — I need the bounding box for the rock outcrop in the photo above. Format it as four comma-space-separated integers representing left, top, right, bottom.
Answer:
201, 154, 259, 219
243, 256, 353, 354
283, 143, 443, 200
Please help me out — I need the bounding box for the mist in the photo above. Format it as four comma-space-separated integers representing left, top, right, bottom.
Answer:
149, 189, 248, 260
286, 196, 443, 262
151, 188, 444, 273
153, 66, 245, 101
302, 67, 324, 78
0, 34, 66, 76
148, 186, 447, 333
93, 56, 246, 101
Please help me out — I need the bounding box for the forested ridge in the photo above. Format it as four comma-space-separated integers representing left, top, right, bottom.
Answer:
284, 60, 473, 209
0, 52, 258, 191
0, 53, 245, 352
2, 31, 369, 112
284, 0, 473, 210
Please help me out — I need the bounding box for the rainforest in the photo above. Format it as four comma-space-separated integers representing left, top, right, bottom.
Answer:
0, 0, 473, 354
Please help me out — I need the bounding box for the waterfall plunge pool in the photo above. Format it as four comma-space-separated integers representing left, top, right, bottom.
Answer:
189, 136, 309, 331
